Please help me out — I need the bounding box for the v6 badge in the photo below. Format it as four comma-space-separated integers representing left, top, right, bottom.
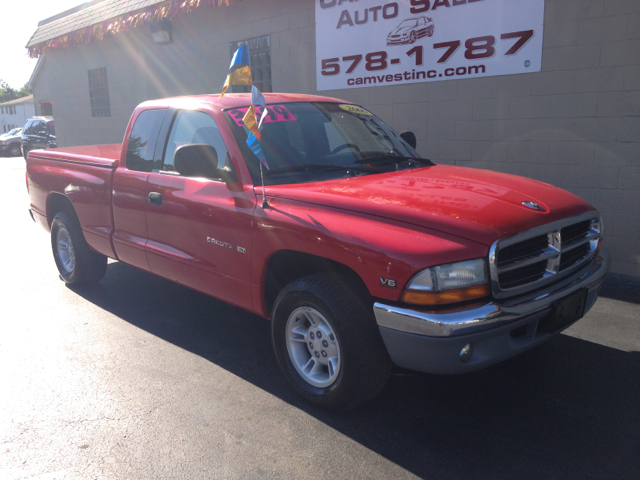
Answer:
380, 277, 397, 288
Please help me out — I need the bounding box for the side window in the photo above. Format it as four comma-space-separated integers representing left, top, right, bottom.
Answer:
162, 110, 228, 173
126, 109, 166, 172
35, 120, 46, 133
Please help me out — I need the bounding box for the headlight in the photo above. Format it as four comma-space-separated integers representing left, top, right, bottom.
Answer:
401, 258, 490, 306
597, 214, 603, 236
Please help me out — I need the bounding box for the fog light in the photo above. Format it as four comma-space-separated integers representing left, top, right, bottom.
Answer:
460, 344, 472, 362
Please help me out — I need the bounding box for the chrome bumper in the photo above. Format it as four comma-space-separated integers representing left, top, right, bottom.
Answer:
374, 249, 609, 374
375, 249, 609, 338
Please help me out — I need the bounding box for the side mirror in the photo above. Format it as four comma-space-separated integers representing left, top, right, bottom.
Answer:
174, 144, 237, 183
400, 131, 417, 149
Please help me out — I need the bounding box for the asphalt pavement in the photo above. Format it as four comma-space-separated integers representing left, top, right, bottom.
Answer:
1, 155, 638, 479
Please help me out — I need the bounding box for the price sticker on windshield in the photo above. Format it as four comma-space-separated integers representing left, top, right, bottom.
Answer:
227, 104, 296, 127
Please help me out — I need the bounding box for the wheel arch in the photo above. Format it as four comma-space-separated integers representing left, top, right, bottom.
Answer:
47, 193, 78, 227
263, 250, 371, 317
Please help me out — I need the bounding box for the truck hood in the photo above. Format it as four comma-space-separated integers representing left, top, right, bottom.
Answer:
265, 165, 594, 246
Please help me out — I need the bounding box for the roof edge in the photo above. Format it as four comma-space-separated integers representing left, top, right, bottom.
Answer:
27, 0, 241, 58
0, 95, 35, 107
28, 56, 45, 90
38, 0, 108, 27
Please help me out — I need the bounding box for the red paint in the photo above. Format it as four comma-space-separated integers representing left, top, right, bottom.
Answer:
26, 93, 596, 319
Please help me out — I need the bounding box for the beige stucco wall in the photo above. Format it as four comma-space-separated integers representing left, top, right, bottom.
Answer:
31, 0, 640, 276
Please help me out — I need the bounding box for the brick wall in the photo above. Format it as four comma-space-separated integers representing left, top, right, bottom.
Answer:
31, 0, 640, 276
319, 0, 640, 276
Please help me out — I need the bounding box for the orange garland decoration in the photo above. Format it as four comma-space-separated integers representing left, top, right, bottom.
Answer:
28, 0, 237, 58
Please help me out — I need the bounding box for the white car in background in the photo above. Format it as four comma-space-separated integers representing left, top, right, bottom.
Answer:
0, 128, 23, 157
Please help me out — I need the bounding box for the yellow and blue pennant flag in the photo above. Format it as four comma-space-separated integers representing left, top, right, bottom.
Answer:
220, 45, 252, 99
247, 131, 268, 169
222, 46, 269, 170
242, 86, 268, 141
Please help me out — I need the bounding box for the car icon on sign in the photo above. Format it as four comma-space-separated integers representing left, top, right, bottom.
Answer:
387, 16, 434, 45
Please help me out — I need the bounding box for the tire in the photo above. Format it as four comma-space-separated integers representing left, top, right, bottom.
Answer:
409, 31, 417, 44
272, 273, 392, 410
51, 211, 108, 285
23, 147, 29, 161
9, 144, 21, 157
426, 25, 434, 37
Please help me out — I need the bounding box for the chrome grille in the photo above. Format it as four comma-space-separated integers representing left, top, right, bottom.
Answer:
489, 212, 601, 299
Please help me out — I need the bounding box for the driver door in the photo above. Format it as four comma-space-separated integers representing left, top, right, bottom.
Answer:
145, 109, 255, 309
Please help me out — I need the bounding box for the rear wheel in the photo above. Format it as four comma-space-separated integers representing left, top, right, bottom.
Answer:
272, 273, 392, 410
51, 211, 107, 285
9, 144, 21, 157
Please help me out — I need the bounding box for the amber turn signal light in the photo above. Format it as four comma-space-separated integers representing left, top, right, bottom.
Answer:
401, 284, 490, 306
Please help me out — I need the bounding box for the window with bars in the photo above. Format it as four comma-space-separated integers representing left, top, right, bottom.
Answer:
88, 67, 111, 117
230, 35, 272, 94
40, 102, 53, 116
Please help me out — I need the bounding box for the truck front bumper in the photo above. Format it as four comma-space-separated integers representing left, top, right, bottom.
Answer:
374, 249, 609, 374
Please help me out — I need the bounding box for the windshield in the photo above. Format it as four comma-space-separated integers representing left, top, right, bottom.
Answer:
399, 19, 419, 28
7, 128, 19, 136
225, 102, 431, 185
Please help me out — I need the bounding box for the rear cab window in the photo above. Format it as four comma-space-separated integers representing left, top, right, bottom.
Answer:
126, 109, 166, 172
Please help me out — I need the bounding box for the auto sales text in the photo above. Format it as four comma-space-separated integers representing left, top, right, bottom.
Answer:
319, 0, 485, 29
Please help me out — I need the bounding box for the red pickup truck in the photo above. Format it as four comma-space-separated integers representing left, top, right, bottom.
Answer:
26, 93, 609, 409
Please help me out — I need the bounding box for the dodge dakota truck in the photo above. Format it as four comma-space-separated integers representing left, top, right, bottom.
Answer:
26, 93, 609, 409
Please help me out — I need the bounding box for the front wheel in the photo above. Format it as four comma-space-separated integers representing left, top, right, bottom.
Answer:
51, 211, 107, 285
272, 273, 392, 410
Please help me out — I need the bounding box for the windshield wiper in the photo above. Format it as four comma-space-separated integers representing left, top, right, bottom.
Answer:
355, 155, 433, 166
266, 163, 381, 175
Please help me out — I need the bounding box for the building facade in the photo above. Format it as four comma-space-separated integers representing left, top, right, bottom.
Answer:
0, 95, 36, 133
27, 0, 640, 277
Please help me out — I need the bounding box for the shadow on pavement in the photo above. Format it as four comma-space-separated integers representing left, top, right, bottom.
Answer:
70, 262, 640, 480
599, 273, 640, 305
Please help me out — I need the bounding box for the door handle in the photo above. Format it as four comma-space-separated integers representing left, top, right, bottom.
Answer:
148, 192, 163, 206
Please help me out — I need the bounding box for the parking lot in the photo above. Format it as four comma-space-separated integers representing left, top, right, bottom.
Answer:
1, 155, 638, 479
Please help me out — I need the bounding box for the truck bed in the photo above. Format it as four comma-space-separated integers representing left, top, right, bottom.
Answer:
27, 144, 121, 259
29, 144, 122, 168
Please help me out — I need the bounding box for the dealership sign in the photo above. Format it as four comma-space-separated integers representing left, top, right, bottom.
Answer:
315, 0, 544, 91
